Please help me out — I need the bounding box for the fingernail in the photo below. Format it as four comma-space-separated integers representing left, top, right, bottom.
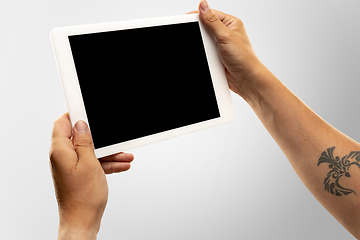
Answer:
200, 0, 210, 12
75, 120, 89, 133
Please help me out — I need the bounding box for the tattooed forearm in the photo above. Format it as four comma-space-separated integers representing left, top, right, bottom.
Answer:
318, 147, 360, 196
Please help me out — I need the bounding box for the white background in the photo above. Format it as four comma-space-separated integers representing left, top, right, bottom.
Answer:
1, 0, 359, 239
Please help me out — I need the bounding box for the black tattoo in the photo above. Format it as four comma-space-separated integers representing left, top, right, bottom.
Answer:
318, 147, 360, 196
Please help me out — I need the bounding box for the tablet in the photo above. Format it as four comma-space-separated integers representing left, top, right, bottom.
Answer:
51, 14, 235, 158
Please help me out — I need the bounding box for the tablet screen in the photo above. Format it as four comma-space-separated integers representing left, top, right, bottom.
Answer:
69, 21, 220, 149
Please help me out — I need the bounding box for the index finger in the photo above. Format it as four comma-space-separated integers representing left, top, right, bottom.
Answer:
49, 113, 77, 168
100, 152, 134, 162
186, 10, 199, 14
51, 113, 72, 140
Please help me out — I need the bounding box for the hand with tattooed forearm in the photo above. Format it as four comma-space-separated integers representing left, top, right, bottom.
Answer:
196, 0, 360, 238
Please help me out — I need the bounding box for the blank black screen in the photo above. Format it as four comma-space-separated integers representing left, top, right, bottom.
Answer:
69, 22, 220, 149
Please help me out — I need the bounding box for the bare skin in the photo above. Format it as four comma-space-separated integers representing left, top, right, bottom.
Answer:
50, 113, 133, 240
50, 0, 360, 238
194, 0, 360, 238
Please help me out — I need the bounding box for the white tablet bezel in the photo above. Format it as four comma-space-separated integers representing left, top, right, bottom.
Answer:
51, 14, 235, 158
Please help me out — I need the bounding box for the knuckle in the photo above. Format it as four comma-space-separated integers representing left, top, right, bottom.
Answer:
207, 14, 219, 23
236, 18, 244, 27
217, 30, 232, 44
51, 118, 64, 136
101, 162, 114, 174
74, 138, 92, 149
222, 30, 233, 40
49, 145, 67, 163
107, 163, 114, 174
49, 148, 56, 161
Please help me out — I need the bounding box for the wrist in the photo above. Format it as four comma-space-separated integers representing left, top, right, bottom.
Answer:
58, 209, 103, 240
232, 62, 277, 105
244, 65, 311, 139
238, 63, 295, 122
58, 224, 98, 240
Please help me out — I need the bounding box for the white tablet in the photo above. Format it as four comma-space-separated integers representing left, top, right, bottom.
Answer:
51, 14, 235, 158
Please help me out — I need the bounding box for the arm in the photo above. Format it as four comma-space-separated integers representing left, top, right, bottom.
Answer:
197, 0, 360, 237
49, 113, 134, 239
248, 64, 360, 237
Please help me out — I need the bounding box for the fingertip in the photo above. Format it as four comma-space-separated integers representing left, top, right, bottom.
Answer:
117, 152, 134, 163
197, 0, 219, 25
74, 120, 89, 134
72, 121, 96, 160
199, 0, 210, 12
127, 153, 135, 162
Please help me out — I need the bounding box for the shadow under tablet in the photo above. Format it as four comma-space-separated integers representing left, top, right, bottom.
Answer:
69, 22, 220, 149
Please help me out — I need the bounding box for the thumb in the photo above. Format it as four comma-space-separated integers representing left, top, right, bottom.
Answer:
198, 0, 230, 43
73, 120, 96, 161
